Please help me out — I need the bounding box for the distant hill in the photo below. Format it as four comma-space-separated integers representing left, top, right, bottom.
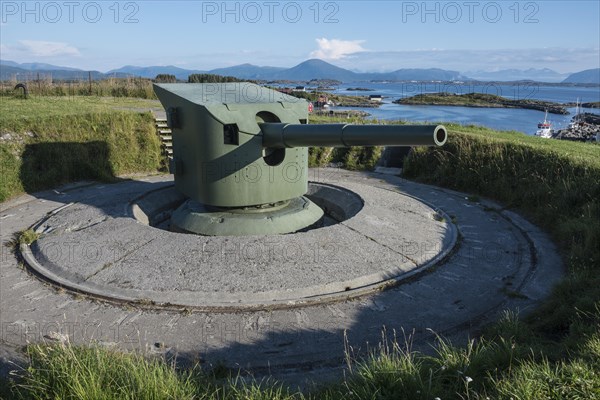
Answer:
562, 68, 600, 84
0, 64, 108, 81
106, 65, 206, 81
270, 59, 358, 81
379, 68, 464, 81
4, 58, 593, 84
465, 68, 568, 82
97, 59, 466, 82
0, 65, 31, 80
208, 63, 286, 80
0, 60, 82, 71
0, 59, 473, 83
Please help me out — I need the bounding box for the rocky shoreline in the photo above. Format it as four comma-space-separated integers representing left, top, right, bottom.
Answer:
563, 102, 600, 108
394, 92, 569, 114
554, 113, 600, 142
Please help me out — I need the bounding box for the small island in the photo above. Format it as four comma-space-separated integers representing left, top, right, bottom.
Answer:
394, 92, 569, 115
564, 101, 600, 108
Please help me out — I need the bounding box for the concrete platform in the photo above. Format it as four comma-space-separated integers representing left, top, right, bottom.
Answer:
23, 180, 456, 309
0, 169, 564, 386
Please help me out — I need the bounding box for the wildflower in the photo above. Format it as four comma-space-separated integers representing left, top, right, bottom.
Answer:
465, 376, 473, 383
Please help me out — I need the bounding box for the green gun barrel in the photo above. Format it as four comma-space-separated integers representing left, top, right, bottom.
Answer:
260, 123, 447, 148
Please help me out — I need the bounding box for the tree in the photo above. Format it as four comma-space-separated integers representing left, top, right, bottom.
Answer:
187, 74, 243, 83
154, 74, 177, 83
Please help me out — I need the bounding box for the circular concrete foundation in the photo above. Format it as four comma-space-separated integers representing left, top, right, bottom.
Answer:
3, 170, 563, 385
22, 181, 457, 309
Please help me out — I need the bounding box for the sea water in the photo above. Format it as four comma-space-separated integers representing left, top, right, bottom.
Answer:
327, 82, 600, 135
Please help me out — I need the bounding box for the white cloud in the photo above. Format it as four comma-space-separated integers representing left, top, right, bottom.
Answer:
19, 40, 81, 57
309, 38, 366, 60
16, 40, 81, 57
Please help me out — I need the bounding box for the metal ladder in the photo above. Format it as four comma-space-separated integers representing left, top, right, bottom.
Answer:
155, 117, 173, 162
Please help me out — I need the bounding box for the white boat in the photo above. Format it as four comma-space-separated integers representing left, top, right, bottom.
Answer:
535, 110, 553, 138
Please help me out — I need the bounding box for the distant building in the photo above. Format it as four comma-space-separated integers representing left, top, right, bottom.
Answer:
369, 94, 383, 102
293, 86, 306, 92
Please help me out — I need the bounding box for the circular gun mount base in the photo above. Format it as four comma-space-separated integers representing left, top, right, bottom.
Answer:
171, 196, 325, 236
10, 171, 563, 384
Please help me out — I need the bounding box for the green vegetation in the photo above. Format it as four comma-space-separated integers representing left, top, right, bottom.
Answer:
307, 115, 387, 170
155, 74, 177, 83
0, 95, 160, 122
1, 77, 157, 99
404, 123, 599, 266
18, 229, 40, 245
1, 73, 256, 100
188, 74, 248, 83
402, 123, 600, 398
2, 342, 300, 399
396, 92, 569, 114
0, 96, 162, 202
6, 313, 600, 399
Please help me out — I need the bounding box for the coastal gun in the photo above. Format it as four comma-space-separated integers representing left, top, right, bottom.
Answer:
153, 83, 447, 235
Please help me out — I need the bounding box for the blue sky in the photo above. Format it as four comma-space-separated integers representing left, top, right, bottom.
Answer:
1, 0, 599, 73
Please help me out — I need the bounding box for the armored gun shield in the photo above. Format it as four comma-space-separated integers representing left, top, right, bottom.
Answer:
154, 83, 310, 208
153, 83, 446, 236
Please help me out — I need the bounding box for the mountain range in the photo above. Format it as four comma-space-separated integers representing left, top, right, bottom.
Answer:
464, 68, 570, 83
1, 59, 598, 84
562, 68, 600, 84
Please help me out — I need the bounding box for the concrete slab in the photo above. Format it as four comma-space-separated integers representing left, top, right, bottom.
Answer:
22, 179, 457, 308
0, 170, 564, 387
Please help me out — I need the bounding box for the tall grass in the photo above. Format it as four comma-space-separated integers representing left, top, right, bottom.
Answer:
402, 124, 600, 398
403, 126, 600, 265
0, 97, 162, 202
403, 127, 600, 331
16, 343, 199, 399
3, 342, 302, 400
11, 313, 598, 399
1, 77, 156, 99
307, 116, 392, 170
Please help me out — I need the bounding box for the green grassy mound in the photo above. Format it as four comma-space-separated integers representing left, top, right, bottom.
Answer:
0, 97, 162, 202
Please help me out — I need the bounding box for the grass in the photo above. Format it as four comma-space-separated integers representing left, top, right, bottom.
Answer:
6, 313, 599, 399
2, 342, 301, 400
18, 229, 40, 245
6, 343, 200, 399
403, 123, 599, 273
0, 95, 161, 120
308, 115, 399, 170
401, 123, 600, 398
0, 96, 163, 202
1, 77, 157, 99
2, 97, 600, 398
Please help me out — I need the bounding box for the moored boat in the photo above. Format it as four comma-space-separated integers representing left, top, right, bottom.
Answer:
535, 110, 553, 138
